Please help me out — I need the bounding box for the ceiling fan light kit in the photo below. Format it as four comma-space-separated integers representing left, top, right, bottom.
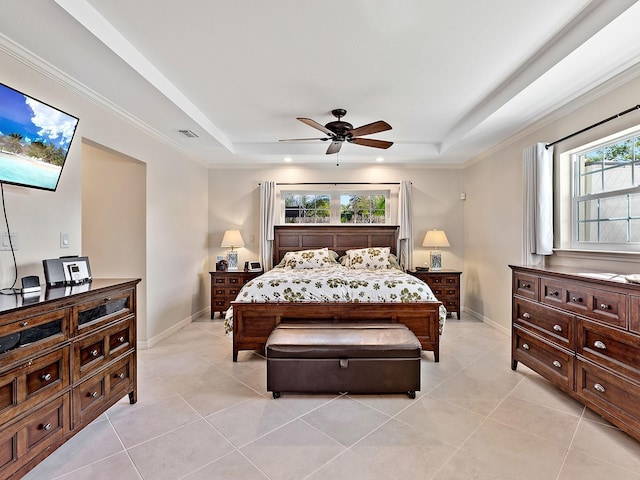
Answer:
280, 109, 393, 155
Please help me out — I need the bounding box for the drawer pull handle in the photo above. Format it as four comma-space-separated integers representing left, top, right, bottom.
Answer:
594, 340, 607, 350
594, 383, 606, 393
522, 343, 530, 350
553, 325, 562, 332
41, 373, 52, 382
552, 360, 562, 368
42, 423, 52, 431
118, 336, 125, 343
90, 349, 99, 357
522, 283, 531, 289
571, 297, 582, 303
116, 373, 125, 379
550, 291, 559, 297
105, 297, 112, 301
90, 391, 99, 398
600, 303, 611, 310
522, 312, 531, 319
20, 321, 28, 327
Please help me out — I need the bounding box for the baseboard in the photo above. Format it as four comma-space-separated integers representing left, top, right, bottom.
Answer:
137, 307, 209, 349
462, 307, 510, 337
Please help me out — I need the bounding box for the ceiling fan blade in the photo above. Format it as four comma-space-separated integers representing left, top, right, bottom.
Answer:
279, 137, 330, 142
350, 138, 393, 149
297, 117, 335, 136
348, 120, 392, 137
326, 141, 342, 155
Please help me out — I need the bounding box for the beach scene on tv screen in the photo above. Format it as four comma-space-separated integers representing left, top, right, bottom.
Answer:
0, 84, 78, 190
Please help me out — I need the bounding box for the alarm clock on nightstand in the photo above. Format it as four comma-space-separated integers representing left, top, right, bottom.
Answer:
244, 261, 262, 272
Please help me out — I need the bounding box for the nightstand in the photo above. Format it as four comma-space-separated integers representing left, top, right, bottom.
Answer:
209, 270, 263, 318
409, 269, 462, 319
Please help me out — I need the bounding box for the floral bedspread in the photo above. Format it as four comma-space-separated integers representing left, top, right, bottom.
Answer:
224, 265, 447, 335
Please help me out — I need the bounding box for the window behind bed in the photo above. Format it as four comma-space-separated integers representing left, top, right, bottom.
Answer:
281, 188, 392, 224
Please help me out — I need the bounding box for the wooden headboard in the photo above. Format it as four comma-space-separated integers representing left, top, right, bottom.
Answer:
273, 225, 399, 265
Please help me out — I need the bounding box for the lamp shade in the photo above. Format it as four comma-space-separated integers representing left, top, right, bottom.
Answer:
422, 229, 450, 248
221, 229, 245, 249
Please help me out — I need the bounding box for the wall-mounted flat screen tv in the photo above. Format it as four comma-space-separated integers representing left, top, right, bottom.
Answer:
0, 82, 79, 191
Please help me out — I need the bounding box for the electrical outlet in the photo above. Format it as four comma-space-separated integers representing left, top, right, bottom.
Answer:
0, 233, 18, 251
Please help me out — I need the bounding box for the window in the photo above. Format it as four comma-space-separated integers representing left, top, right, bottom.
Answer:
572, 133, 640, 248
340, 194, 386, 223
284, 194, 331, 223
281, 189, 391, 224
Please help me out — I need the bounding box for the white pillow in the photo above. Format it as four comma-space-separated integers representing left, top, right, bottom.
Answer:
281, 248, 335, 269
345, 247, 391, 269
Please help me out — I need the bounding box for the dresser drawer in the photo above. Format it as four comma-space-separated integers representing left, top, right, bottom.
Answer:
513, 272, 538, 300
440, 298, 459, 312
540, 278, 626, 328
73, 289, 134, 335
513, 326, 574, 391
213, 275, 242, 287
630, 295, 640, 334
0, 309, 69, 364
72, 317, 134, 381
72, 353, 134, 427
576, 359, 640, 437
428, 285, 457, 298
0, 347, 70, 426
424, 275, 459, 288
513, 297, 574, 350
0, 393, 70, 480
577, 318, 640, 383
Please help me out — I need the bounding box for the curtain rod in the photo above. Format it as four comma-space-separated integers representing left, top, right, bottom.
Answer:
259, 182, 403, 185
545, 104, 640, 150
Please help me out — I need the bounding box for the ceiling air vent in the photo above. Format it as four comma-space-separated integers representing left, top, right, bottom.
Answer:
178, 129, 198, 138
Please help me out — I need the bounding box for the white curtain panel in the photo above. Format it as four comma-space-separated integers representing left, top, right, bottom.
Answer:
260, 180, 277, 270
522, 143, 554, 265
398, 180, 413, 271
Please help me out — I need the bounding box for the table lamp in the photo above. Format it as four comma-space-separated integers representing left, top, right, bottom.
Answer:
422, 229, 450, 271
221, 229, 244, 271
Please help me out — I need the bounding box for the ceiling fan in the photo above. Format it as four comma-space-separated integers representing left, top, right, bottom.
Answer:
280, 109, 393, 155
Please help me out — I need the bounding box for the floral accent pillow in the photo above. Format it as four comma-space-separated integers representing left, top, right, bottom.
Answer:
345, 247, 391, 269
281, 248, 336, 269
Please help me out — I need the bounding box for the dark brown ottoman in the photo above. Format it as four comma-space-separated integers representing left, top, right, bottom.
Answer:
266, 323, 421, 399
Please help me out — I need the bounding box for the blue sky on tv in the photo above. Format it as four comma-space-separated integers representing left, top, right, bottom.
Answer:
0, 84, 78, 150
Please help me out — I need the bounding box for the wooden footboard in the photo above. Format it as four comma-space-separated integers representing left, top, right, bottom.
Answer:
232, 301, 442, 362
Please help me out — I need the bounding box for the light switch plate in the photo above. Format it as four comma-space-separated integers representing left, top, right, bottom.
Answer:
60, 232, 70, 248
0, 233, 18, 251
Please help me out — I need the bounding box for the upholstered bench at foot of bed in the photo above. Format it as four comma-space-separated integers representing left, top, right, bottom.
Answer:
266, 323, 421, 399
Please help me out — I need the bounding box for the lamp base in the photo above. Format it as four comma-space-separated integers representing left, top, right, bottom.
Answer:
227, 250, 239, 271
429, 250, 442, 271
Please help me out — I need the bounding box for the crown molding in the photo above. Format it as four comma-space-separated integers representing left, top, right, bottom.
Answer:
0, 33, 209, 168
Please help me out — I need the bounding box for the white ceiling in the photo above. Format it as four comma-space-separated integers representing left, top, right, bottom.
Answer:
1, 0, 640, 166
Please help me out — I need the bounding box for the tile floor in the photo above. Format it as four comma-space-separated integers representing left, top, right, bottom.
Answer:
24, 313, 640, 480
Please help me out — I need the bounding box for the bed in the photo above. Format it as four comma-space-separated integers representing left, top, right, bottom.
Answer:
228, 225, 446, 362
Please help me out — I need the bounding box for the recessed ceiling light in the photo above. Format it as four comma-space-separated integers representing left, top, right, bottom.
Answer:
376, 157, 384, 162
284, 157, 292, 162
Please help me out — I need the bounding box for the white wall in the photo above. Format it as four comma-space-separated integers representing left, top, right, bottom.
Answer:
0, 50, 210, 344
208, 163, 465, 292
82, 141, 147, 341
463, 71, 640, 333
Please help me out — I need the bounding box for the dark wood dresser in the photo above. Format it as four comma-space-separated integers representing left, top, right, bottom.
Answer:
209, 270, 262, 318
409, 269, 461, 318
510, 265, 640, 442
0, 278, 139, 479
